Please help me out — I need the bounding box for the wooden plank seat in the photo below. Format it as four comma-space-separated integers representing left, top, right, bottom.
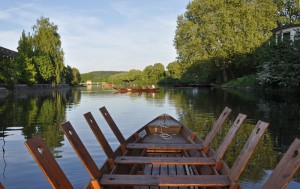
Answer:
125, 143, 204, 150
114, 156, 216, 165
100, 174, 231, 187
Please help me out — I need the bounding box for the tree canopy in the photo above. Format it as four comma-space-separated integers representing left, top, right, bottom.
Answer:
15, 17, 70, 86
174, 0, 278, 82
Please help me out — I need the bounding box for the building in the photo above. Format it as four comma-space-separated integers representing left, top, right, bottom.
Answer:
272, 24, 300, 41
86, 80, 92, 85
0, 46, 18, 60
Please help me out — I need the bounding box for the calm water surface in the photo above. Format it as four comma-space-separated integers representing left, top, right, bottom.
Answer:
0, 86, 300, 189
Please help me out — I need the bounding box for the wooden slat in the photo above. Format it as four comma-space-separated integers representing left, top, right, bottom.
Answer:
202, 107, 232, 147
168, 155, 178, 189
160, 154, 168, 189
150, 164, 160, 189
262, 138, 300, 189
100, 175, 231, 187
88, 179, 102, 189
60, 122, 102, 179
99, 106, 126, 145
114, 156, 216, 165
126, 143, 203, 150
176, 162, 188, 189
229, 120, 269, 182
24, 136, 73, 189
214, 113, 247, 161
84, 112, 116, 160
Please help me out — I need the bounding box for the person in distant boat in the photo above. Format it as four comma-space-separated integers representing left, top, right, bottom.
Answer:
146, 85, 150, 89
151, 84, 155, 88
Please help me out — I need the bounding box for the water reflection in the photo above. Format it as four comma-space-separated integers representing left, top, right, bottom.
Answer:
0, 88, 81, 150
0, 87, 299, 188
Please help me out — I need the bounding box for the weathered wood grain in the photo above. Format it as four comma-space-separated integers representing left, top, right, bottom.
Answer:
229, 120, 269, 181
60, 122, 102, 179
24, 136, 73, 189
262, 138, 300, 189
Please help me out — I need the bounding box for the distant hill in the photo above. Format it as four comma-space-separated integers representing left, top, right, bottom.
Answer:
80, 71, 126, 82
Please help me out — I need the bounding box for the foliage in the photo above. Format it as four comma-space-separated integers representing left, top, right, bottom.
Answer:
16, 30, 37, 85
34, 54, 54, 83
81, 71, 125, 83
107, 72, 128, 84
257, 37, 300, 88
223, 74, 261, 87
32, 17, 65, 84
71, 67, 81, 85
0, 52, 17, 89
274, 0, 300, 26
143, 63, 166, 84
166, 61, 184, 79
64, 65, 81, 86
174, 0, 278, 83
15, 17, 80, 87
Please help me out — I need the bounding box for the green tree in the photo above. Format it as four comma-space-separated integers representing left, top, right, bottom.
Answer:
166, 61, 183, 79
143, 63, 165, 84
274, 0, 300, 25
174, 0, 278, 82
257, 36, 300, 88
16, 30, 37, 85
34, 54, 54, 83
0, 52, 17, 89
71, 67, 81, 85
126, 69, 144, 83
32, 17, 65, 85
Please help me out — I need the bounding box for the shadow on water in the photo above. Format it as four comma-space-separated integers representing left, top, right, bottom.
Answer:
166, 87, 300, 187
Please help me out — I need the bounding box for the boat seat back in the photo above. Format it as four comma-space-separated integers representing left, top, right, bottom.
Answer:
262, 138, 300, 189
202, 107, 232, 148
214, 113, 247, 161
24, 136, 73, 189
99, 106, 126, 145
60, 121, 103, 180
0, 182, 5, 189
84, 112, 116, 160
229, 120, 269, 182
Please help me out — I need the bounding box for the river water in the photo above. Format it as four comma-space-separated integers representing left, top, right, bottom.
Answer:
0, 86, 300, 189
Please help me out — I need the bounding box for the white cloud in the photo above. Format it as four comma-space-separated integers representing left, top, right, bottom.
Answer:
0, 0, 188, 73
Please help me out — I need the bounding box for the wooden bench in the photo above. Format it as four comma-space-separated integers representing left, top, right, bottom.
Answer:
114, 156, 216, 165
100, 174, 231, 187
125, 143, 204, 150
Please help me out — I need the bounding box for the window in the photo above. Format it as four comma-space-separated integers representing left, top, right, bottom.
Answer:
283, 32, 291, 40
294, 30, 300, 40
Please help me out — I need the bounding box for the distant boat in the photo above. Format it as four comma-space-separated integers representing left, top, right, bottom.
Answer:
113, 87, 159, 93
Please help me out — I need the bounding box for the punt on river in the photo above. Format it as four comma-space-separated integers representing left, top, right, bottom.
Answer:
16, 106, 300, 189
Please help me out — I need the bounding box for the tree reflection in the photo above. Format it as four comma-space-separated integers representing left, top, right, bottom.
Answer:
167, 88, 290, 183
0, 89, 81, 155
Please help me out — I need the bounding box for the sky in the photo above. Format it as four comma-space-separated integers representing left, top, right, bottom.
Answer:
0, 0, 190, 73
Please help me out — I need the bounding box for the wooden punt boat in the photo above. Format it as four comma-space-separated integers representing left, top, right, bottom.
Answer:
113, 87, 159, 93
23, 107, 300, 189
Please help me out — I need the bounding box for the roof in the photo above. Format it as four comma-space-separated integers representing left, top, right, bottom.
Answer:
272, 24, 300, 33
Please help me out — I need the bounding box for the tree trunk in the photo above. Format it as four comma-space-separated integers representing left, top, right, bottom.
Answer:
222, 69, 228, 83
